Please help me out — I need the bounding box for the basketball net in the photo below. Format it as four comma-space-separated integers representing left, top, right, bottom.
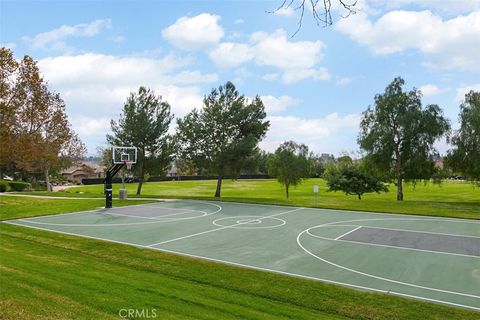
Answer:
124, 161, 133, 170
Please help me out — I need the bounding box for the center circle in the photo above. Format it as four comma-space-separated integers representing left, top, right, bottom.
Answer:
213, 215, 286, 229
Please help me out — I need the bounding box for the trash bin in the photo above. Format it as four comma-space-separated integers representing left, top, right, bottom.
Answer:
119, 189, 128, 200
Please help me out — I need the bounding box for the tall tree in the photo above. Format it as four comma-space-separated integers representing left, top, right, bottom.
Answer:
358, 77, 450, 200
108, 87, 174, 195
267, 141, 312, 199
176, 82, 269, 197
0, 47, 20, 178
0, 47, 85, 188
254, 150, 272, 175
447, 90, 480, 182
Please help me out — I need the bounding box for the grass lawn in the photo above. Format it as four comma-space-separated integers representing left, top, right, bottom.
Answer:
1, 197, 479, 319
59, 178, 480, 219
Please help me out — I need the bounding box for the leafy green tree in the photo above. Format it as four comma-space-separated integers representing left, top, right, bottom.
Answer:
447, 90, 480, 182
0, 47, 85, 188
358, 77, 450, 201
107, 87, 174, 195
241, 149, 271, 175
310, 155, 326, 178
268, 141, 312, 199
336, 155, 354, 169
326, 166, 388, 200
176, 82, 269, 197
175, 158, 197, 176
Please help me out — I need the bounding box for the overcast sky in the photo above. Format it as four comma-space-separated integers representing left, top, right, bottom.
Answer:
2, 0, 480, 156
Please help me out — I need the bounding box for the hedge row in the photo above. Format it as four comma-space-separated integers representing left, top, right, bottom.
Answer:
0, 180, 32, 192
81, 174, 270, 185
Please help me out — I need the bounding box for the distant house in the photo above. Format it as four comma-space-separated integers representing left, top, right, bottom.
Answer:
61, 162, 105, 183
434, 158, 444, 169
166, 164, 178, 177
320, 153, 335, 163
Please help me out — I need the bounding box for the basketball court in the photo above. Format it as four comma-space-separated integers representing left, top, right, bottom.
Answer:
4, 200, 480, 311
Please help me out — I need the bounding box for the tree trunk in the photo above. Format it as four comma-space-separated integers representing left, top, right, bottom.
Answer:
394, 150, 403, 201
285, 183, 289, 199
136, 163, 144, 195
396, 175, 403, 201
215, 175, 222, 197
45, 168, 51, 192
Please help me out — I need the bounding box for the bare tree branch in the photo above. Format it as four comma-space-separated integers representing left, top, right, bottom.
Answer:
269, 0, 357, 37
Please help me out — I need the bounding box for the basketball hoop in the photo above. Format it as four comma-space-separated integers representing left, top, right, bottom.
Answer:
124, 161, 133, 170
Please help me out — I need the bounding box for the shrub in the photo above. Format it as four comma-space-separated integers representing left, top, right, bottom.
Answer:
31, 182, 47, 191
0, 180, 10, 192
8, 181, 31, 191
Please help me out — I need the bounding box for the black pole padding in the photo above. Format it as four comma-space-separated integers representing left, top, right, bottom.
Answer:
104, 163, 125, 208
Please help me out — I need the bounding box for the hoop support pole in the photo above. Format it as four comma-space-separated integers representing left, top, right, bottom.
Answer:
104, 163, 125, 208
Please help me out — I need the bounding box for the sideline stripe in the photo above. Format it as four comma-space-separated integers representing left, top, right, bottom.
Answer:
335, 226, 362, 240
3, 220, 479, 311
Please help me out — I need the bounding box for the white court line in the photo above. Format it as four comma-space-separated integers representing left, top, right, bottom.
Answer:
2, 220, 479, 312
335, 226, 362, 240
146, 207, 304, 247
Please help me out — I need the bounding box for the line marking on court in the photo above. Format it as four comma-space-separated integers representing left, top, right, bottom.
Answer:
335, 226, 362, 240
146, 207, 304, 247
3, 219, 479, 311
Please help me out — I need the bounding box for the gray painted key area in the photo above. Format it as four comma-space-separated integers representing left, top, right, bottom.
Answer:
339, 227, 480, 257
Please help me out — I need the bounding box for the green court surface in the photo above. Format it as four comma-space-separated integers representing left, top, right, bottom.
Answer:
5, 200, 480, 311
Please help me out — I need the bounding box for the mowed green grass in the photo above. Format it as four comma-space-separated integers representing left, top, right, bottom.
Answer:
67, 178, 480, 219
1, 197, 479, 319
